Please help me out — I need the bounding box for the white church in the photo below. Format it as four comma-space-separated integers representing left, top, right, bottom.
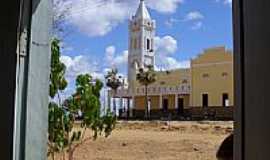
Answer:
108, 0, 234, 120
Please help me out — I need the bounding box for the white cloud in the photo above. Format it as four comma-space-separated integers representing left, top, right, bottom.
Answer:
104, 35, 184, 72
157, 57, 190, 70
183, 11, 204, 30
184, 11, 204, 21
113, 50, 129, 67
191, 21, 203, 30
60, 0, 183, 37
165, 11, 204, 29
214, 0, 232, 6
60, 54, 128, 111
60, 55, 103, 81
147, 0, 184, 14
165, 18, 179, 27
224, 0, 232, 5
154, 35, 190, 70
105, 45, 116, 61
59, 54, 105, 99
69, 0, 130, 37
155, 57, 190, 70
105, 46, 128, 68
59, 42, 74, 53
155, 36, 178, 56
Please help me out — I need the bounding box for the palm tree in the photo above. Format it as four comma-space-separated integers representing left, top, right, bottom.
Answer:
136, 65, 156, 119
105, 68, 123, 114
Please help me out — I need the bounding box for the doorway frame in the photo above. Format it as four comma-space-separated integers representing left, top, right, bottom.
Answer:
233, 0, 244, 159
162, 98, 169, 112
222, 93, 229, 107
177, 97, 184, 115
202, 93, 209, 107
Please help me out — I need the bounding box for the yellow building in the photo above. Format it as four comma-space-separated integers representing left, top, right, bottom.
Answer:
133, 69, 191, 111
119, 47, 234, 119
131, 47, 233, 110
110, 0, 234, 119
191, 47, 234, 107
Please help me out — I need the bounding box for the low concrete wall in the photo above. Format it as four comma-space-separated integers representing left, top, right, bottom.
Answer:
120, 106, 234, 121
188, 106, 234, 121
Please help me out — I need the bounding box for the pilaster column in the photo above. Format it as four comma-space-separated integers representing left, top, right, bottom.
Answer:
120, 97, 123, 109
107, 90, 111, 114
119, 97, 123, 116
159, 94, 163, 109
131, 96, 135, 117
132, 96, 135, 108
175, 94, 178, 109
127, 98, 130, 118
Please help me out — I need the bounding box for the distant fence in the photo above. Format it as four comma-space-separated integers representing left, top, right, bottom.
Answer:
119, 106, 234, 121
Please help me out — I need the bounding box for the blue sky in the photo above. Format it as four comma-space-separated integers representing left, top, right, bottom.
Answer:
57, 0, 232, 96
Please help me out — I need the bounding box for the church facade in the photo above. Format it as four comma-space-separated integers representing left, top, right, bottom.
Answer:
110, 0, 234, 120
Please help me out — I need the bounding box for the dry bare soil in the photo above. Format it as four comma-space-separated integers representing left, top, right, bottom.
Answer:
69, 121, 233, 160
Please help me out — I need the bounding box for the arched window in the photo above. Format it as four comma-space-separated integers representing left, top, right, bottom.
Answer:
147, 38, 150, 50
202, 73, 210, 78
151, 38, 154, 51
182, 79, 188, 84
160, 81, 165, 85
222, 72, 228, 77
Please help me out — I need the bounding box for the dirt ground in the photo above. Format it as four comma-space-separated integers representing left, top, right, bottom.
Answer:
66, 121, 233, 160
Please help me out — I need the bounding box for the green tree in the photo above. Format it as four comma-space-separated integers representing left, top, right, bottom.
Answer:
65, 74, 116, 159
49, 39, 68, 98
48, 39, 116, 160
48, 38, 68, 160
105, 68, 123, 114
136, 65, 156, 119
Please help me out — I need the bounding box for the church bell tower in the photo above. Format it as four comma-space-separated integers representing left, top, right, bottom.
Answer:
128, 0, 156, 91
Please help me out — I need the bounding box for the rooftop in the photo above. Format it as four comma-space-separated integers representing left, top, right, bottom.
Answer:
134, 0, 151, 20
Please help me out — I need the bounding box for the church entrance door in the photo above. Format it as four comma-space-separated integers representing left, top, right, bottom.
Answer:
178, 98, 184, 115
